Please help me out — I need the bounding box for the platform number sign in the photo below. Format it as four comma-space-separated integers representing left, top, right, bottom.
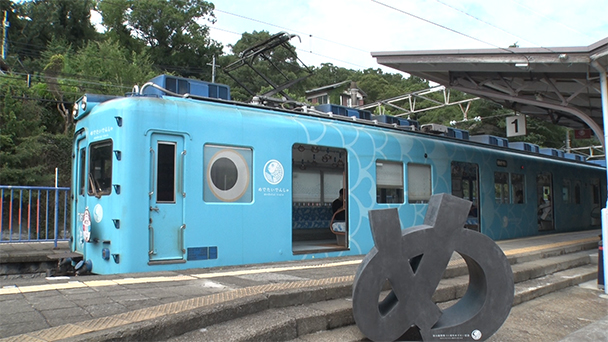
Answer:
506, 115, 526, 137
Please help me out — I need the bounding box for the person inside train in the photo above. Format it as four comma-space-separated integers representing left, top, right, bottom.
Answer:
331, 188, 347, 236
332, 188, 345, 221
538, 194, 552, 220
515, 190, 524, 204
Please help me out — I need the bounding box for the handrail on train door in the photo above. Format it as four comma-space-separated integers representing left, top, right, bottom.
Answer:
148, 225, 155, 255
149, 147, 156, 198
179, 150, 186, 197
179, 224, 186, 254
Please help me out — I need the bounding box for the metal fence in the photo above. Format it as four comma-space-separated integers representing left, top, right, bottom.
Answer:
0, 185, 71, 247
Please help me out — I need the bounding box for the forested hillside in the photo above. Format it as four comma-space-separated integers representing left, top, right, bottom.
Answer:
0, 0, 584, 186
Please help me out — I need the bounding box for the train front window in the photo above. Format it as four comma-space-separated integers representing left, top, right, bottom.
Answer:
88, 140, 113, 197
79, 149, 86, 196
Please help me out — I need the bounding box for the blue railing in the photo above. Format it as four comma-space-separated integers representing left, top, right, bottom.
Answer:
0, 185, 71, 247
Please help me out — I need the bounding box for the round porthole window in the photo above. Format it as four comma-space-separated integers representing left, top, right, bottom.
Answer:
210, 157, 238, 190
207, 149, 250, 201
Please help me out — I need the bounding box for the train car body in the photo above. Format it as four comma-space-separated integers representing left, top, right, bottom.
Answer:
71, 76, 606, 275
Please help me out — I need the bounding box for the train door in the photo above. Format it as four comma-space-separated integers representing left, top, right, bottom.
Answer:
291, 144, 348, 253
536, 172, 554, 231
148, 134, 186, 262
73, 135, 87, 254
451, 161, 480, 231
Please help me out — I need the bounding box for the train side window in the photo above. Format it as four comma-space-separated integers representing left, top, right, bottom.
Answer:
562, 179, 571, 203
204, 145, 253, 203
293, 170, 321, 202
407, 163, 431, 204
494, 172, 509, 204
511, 173, 525, 204
592, 179, 601, 205
376, 160, 404, 204
88, 140, 113, 197
323, 171, 344, 203
574, 182, 581, 204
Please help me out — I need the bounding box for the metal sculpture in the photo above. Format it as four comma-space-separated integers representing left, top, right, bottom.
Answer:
353, 193, 514, 341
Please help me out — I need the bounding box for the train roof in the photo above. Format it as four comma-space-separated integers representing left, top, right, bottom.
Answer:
72, 75, 605, 169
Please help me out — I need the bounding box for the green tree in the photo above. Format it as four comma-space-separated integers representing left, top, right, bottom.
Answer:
98, 0, 223, 79
68, 40, 157, 94
1, 80, 49, 185
354, 71, 428, 105
7, 0, 98, 62
303, 63, 357, 91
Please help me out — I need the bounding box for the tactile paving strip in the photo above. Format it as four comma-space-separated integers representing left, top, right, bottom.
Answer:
0, 276, 354, 342
0, 335, 46, 342
27, 325, 90, 341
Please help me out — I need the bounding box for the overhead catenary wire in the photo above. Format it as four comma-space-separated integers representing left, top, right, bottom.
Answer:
209, 26, 370, 70
370, 0, 516, 54
214, 9, 370, 54
506, 0, 596, 40
209, 12, 374, 70
430, 0, 556, 52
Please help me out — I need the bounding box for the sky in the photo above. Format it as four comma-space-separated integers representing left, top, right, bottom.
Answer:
205, 0, 608, 74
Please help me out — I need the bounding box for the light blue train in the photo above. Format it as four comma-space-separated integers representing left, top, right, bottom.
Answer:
70, 75, 605, 275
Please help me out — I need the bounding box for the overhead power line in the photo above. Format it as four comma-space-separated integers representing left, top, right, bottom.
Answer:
209, 26, 370, 70
431, 0, 555, 52
4, 72, 133, 90
370, 0, 516, 54
507, 0, 596, 40
214, 9, 370, 54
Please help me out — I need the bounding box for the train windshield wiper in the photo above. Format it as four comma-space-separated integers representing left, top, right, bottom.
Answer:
88, 173, 101, 199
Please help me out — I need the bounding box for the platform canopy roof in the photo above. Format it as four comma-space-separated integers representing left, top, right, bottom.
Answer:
372, 37, 608, 143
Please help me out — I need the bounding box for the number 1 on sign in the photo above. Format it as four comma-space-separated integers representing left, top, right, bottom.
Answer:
511, 118, 519, 133
506, 115, 526, 137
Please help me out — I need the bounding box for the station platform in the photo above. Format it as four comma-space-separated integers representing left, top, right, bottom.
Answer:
0, 229, 606, 342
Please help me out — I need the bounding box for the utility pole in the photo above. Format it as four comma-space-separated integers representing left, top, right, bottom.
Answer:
2, 11, 9, 60
207, 55, 218, 83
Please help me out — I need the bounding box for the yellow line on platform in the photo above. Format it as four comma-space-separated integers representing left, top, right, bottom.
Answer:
191, 259, 362, 279
0, 259, 362, 295
0, 236, 597, 296
0, 276, 354, 342
503, 237, 599, 256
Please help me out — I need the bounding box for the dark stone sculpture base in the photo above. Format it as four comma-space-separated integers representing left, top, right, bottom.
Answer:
352, 193, 514, 341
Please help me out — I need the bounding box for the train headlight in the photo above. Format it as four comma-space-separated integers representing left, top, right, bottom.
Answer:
73, 95, 88, 119
81, 95, 88, 111
72, 102, 79, 118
